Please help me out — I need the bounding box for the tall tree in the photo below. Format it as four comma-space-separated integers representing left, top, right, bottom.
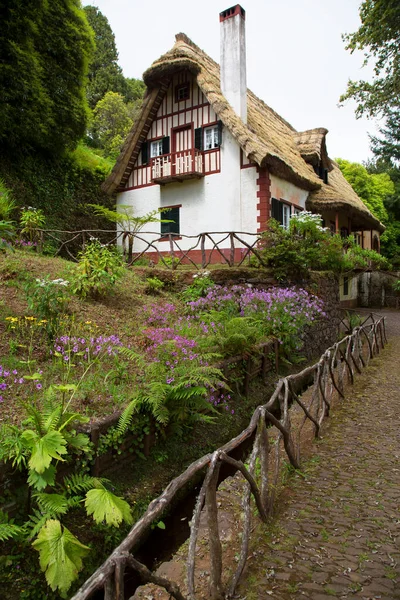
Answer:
370, 110, 400, 163
340, 0, 400, 119
84, 5, 127, 108
337, 157, 400, 259
0, 0, 94, 155
89, 92, 133, 159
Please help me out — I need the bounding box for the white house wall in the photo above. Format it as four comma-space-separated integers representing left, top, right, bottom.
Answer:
270, 175, 308, 209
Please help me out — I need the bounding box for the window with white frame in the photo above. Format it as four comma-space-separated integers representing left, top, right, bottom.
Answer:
282, 204, 291, 229
271, 198, 292, 229
204, 125, 219, 150
150, 140, 164, 158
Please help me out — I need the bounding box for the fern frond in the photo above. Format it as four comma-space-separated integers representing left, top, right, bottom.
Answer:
117, 395, 144, 434
63, 473, 109, 495
42, 405, 63, 433
24, 405, 45, 437
25, 508, 54, 540
34, 493, 70, 516
117, 346, 145, 366
0, 522, 25, 542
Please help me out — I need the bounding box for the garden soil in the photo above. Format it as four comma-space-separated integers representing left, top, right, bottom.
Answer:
131, 309, 400, 600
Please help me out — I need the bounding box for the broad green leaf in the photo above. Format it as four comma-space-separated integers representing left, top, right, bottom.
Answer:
32, 520, 89, 596
65, 432, 90, 452
156, 521, 166, 530
28, 465, 56, 491
23, 372, 43, 380
22, 430, 68, 473
85, 488, 133, 527
52, 384, 77, 392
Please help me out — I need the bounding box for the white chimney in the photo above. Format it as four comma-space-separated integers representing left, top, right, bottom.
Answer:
220, 5, 247, 124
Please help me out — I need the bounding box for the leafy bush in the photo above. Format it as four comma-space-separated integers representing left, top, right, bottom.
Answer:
187, 283, 326, 357
20, 207, 46, 243
69, 239, 125, 299
256, 212, 390, 279
145, 276, 164, 295
0, 177, 16, 219
181, 271, 214, 302
0, 395, 132, 595
25, 276, 70, 340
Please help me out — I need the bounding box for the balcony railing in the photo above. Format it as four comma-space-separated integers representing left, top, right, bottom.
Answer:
151, 149, 204, 184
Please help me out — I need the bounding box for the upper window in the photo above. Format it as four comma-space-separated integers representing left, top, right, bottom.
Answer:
204, 126, 219, 150
150, 140, 164, 158
175, 83, 190, 102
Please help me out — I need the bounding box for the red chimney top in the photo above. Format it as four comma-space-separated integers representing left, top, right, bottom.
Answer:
219, 5, 245, 22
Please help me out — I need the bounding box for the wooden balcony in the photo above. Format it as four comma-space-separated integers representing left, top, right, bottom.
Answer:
151, 149, 204, 184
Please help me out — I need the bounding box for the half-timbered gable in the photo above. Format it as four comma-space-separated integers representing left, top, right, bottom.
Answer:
125, 72, 221, 191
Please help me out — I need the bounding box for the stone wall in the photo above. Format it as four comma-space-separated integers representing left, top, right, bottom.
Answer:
301, 272, 341, 359
357, 271, 400, 308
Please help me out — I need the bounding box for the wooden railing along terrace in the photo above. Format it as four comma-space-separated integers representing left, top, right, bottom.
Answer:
32, 229, 266, 269
71, 313, 386, 600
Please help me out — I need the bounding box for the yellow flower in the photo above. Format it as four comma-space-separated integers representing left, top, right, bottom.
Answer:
24, 316, 35, 321
85, 321, 92, 325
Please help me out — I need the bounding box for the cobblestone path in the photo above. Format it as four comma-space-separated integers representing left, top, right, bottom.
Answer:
238, 310, 400, 600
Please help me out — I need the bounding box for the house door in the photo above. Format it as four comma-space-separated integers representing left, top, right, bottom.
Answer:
173, 126, 192, 175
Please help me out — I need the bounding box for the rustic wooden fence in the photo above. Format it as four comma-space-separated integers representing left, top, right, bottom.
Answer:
71, 312, 386, 600
32, 228, 265, 269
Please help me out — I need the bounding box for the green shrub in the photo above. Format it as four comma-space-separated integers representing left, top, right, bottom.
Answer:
24, 276, 71, 341
256, 212, 389, 279
69, 239, 125, 299
145, 276, 164, 295
181, 271, 214, 302
20, 207, 46, 244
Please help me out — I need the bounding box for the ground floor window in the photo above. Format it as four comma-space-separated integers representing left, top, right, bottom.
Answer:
161, 206, 180, 237
271, 198, 295, 229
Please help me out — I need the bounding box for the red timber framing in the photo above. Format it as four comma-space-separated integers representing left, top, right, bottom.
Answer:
125, 71, 221, 190
256, 167, 271, 232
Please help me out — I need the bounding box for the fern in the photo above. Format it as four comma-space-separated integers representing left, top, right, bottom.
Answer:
34, 493, 71, 516
25, 508, 55, 540
117, 346, 145, 366
117, 397, 140, 435
63, 473, 109, 494
0, 511, 25, 542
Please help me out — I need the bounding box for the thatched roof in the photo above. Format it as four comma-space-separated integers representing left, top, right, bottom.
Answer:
103, 33, 383, 232
294, 128, 331, 170
307, 161, 385, 232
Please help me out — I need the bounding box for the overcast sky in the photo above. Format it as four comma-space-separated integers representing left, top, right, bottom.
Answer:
86, 0, 381, 164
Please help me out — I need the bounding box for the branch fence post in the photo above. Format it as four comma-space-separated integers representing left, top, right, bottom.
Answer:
201, 233, 206, 269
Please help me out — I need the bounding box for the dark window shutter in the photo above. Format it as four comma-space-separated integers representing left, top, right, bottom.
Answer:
194, 127, 203, 151
162, 136, 170, 155
217, 120, 223, 146
161, 207, 180, 236
271, 198, 283, 224
141, 141, 148, 165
